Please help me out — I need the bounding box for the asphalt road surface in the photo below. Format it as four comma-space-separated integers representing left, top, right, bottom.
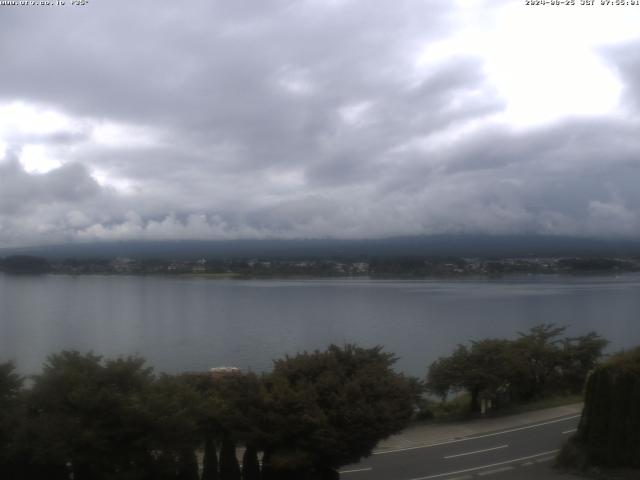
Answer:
340, 414, 581, 480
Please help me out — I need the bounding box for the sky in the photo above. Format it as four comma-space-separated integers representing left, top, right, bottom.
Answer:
1, 0, 640, 248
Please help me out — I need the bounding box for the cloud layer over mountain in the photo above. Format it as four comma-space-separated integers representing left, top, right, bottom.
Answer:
1, 0, 640, 247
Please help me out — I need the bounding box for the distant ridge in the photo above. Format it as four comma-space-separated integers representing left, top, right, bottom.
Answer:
2, 235, 640, 260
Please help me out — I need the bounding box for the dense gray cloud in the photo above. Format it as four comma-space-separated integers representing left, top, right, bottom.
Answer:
0, 0, 639, 247
607, 39, 640, 110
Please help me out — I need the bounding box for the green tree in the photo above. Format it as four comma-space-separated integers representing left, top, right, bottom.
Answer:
426, 325, 608, 413
260, 344, 417, 476
22, 352, 212, 479
0, 362, 21, 399
144, 374, 204, 477
426, 340, 514, 412
26, 351, 161, 479
210, 371, 264, 446
465, 339, 515, 412
0, 362, 24, 480
184, 369, 263, 480
511, 324, 567, 400
425, 346, 468, 401
560, 332, 609, 393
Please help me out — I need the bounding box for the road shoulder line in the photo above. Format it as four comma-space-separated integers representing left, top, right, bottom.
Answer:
408, 449, 559, 480
374, 414, 579, 455
444, 444, 508, 459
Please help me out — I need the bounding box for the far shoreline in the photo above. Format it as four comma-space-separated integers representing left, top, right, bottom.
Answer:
2, 271, 640, 282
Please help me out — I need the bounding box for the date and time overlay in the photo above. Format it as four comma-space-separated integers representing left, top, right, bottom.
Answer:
1, 0, 639, 7
526, 0, 640, 5
0, 1, 88, 6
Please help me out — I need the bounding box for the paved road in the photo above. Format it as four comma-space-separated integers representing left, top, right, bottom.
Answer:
340, 414, 581, 480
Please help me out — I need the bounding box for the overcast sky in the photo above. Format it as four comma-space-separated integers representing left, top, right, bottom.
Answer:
1, 0, 640, 247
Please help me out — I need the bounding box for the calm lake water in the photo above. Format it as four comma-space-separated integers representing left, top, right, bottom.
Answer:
1, 273, 639, 377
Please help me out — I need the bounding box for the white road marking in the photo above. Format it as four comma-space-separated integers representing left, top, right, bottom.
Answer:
446, 476, 473, 480
562, 428, 577, 434
444, 444, 509, 459
477, 466, 514, 476
407, 449, 559, 480
339, 467, 373, 474
521, 461, 534, 467
374, 415, 579, 455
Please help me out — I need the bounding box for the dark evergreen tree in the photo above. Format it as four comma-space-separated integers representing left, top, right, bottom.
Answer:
260, 450, 274, 480
561, 347, 640, 468
219, 435, 241, 480
73, 462, 97, 480
177, 449, 199, 480
25, 462, 70, 480
241, 446, 261, 480
201, 436, 219, 480
152, 451, 179, 480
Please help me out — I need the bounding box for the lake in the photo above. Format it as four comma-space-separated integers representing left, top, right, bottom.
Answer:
1, 273, 639, 377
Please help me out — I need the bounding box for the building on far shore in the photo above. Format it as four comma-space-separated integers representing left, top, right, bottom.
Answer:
210, 366, 241, 379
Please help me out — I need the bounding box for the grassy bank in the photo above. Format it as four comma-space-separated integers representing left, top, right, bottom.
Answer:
415, 393, 584, 424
